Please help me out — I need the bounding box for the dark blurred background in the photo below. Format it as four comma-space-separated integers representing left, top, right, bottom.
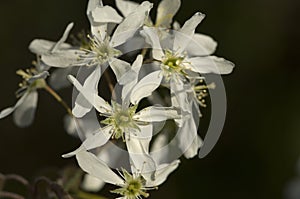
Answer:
0, 0, 300, 198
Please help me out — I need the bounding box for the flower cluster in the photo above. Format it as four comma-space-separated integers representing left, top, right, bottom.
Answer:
0, 0, 234, 198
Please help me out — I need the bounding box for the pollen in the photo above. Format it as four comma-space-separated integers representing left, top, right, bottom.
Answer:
193, 81, 216, 107
101, 102, 139, 141
161, 50, 187, 80
79, 35, 122, 66
111, 169, 149, 199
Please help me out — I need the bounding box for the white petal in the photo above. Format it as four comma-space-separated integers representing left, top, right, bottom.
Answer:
29, 23, 73, 55
62, 126, 111, 158
29, 40, 56, 55
119, 70, 138, 86
51, 22, 74, 53
131, 54, 143, 72
117, 34, 146, 55
29, 40, 72, 55
130, 70, 162, 105
180, 12, 205, 36
91, 23, 108, 42
0, 92, 28, 119
151, 132, 168, 152
91, 6, 123, 24
172, 21, 181, 30
146, 160, 180, 187
141, 27, 164, 60
109, 58, 131, 82
82, 126, 111, 151
82, 174, 105, 192
27, 71, 49, 84
72, 100, 93, 118
63, 115, 77, 137
49, 67, 78, 90
13, 91, 38, 127
0, 107, 15, 119
76, 150, 124, 185
115, 0, 139, 17
183, 135, 203, 159
156, 0, 181, 28
87, 0, 103, 15
97, 141, 131, 169
176, 112, 198, 157
110, 1, 153, 47
86, 0, 108, 41
174, 12, 205, 53
150, 133, 169, 165
187, 56, 235, 74
72, 66, 102, 117
42, 49, 86, 68
65, 108, 101, 139
185, 33, 217, 56
68, 74, 112, 116
170, 78, 190, 114
121, 54, 143, 99
125, 125, 156, 174
133, 106, 179, 122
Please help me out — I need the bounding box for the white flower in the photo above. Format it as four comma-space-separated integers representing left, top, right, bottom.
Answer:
81, 141, 126, 192
29, 22, 74, 56
37, 1, 152, 118
29, 22, 77, 90
116, 0, 181, 28
63, 55, 179, 171
75, 149, 180, 199
0, 60, 49, 127
142, 15, 234, 79
114, 0, 181, 54
40, 1, 153, 68
139, 13, 234, 158
140, 12, 234, 110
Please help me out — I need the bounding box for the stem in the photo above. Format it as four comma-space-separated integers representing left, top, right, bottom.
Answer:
43, 85, 72, 116
141, 48, 148, 57
0, 191, 24, 199
4, 174, 29, 186
43, 84, 88, 136
103, 70, 116, 100
32, 177, 73, 199
143, 58, 157, 65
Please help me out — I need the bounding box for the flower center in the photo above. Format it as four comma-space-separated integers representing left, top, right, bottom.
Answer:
114, 110, 132, 128
111, 169, 149, 199
101, 102, 139, 140
161, 50, 187, 79
127, 179, 143, 196
15, 68, 47, 97
86, 35, 122, 64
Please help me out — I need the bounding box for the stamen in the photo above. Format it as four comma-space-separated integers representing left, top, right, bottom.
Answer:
100, 102, 139, 142
78, 34, 122, 66
194, 81, 216, 107
161, 49, 190, 80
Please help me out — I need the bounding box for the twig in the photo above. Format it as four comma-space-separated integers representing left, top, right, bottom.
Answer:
32, 176, 73, 199
43, 84, 87, 136
143, 58, 158, 65
0, 191, 25, 199
5, 174, 29, 186
43, 84, 72, 116
141, 48, 148, 57
103, 70, 116, 100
